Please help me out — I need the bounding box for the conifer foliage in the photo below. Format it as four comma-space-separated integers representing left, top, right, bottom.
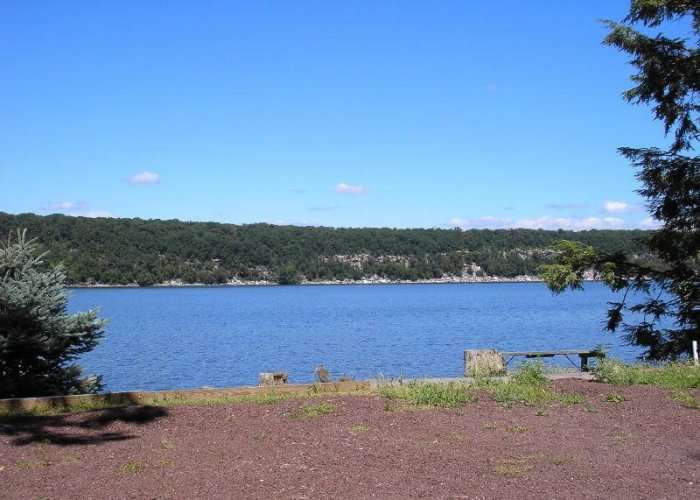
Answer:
541, 1, 699, 360
0, 230, 106, 398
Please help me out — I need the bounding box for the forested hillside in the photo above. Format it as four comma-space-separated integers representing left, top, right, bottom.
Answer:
0, 212, 652, 285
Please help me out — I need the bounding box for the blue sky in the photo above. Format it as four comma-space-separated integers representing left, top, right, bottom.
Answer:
0, 1, 681, 230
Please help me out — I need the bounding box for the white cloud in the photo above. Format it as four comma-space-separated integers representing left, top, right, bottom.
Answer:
449, 215, 626, 231
603, 200, 638, 214
335, 182, 367, 195
81, 211, 113, 218
43, 201, 112, 218
129, 171, 160, 185
517, 216, 625, 230
46, 201, 86, 211
640, 216, 662, 229
449, 216, 512, 229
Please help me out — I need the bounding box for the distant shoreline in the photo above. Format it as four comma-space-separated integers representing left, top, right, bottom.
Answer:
69, 275, 595, 289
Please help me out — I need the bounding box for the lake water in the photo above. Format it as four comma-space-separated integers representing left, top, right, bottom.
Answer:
69, 282, 644, 392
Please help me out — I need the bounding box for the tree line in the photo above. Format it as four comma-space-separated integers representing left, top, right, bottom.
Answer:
0, 212, 652, 285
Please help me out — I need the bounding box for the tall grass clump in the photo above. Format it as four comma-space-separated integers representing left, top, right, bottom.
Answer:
512, 361, 548, 385
477, 361, 550, 407
477, 362, 583, 408
378, 381, 476, 408
594, 360, 700, 390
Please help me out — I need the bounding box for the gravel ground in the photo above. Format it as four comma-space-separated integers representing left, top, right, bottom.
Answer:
1, 379, 698, 499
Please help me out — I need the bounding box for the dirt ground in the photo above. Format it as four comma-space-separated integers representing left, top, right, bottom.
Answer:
1, 379, 698, 499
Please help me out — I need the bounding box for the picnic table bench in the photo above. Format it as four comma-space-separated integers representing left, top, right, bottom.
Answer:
500, 349, 605, 372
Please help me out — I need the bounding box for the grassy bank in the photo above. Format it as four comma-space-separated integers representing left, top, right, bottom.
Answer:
594, 360, 700, 388
593, 360, 700, 409
3, 361, 699, 417
0, 383, 372, 417
379, 362, 585, 409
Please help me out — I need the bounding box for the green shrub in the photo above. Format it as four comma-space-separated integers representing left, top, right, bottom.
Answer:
512, 361, 547, 385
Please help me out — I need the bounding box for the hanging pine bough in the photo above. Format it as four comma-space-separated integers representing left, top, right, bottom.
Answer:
540, 1, 699, 361
0, 229, 107, 398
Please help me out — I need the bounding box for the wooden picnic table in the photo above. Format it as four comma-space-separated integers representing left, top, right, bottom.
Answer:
500, 349, 605, 372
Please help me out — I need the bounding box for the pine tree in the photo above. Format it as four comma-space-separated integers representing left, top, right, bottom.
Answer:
0, 229, 106, 398
541, 1, 699, 360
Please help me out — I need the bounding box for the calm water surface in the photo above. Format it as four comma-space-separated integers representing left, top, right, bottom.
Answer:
69, 283, 643, 392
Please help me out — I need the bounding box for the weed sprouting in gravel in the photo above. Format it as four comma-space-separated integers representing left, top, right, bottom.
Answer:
557, 392, 585, 406
16, 459, 50, 470
290, 401, 336, 419
583, 404, 598, 413
671, 390, 699, 409
508, 424, 528, 433
160, 438, 176, 450
605, 393, 626, 403
119, 461, 147, 474
547, 455, 573, 466
252, 431, 267, 441
493, 458, 534, 476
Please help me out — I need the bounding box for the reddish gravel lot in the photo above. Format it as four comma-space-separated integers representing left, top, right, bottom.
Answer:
1, 379, 698, 499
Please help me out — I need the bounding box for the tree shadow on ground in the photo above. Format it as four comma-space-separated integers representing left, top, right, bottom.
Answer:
0, 402, 168, 446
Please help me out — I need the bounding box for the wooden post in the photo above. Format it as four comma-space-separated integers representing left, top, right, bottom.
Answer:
579, 354, 589, 372
693, 340, 699, 366
315, 364, 330, 383
464, 349, 506, 377
258, 372, 288, 386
